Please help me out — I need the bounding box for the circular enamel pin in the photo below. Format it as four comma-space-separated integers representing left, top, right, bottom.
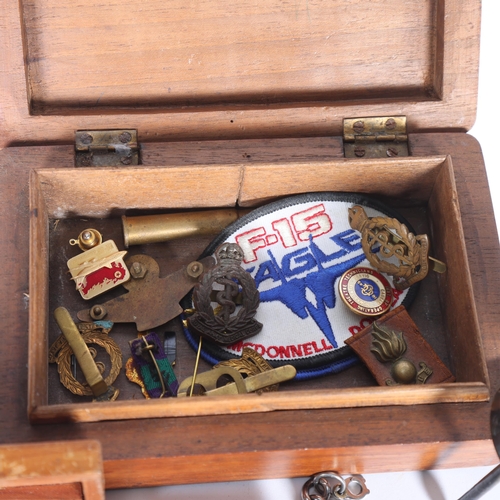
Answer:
339, 267, 392, 317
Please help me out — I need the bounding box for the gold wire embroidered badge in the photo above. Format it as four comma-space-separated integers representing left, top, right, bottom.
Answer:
49, 320, 122, 398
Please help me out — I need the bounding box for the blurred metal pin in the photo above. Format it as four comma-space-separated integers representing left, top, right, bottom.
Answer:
141, 335, 167, 398
207, 365, 296, 396
177, 364, 296, 397
122, 209, 251, 247
54, 307, 118, 402
189, 338, 203, 397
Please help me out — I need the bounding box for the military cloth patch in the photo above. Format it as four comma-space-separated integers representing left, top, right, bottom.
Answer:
183, 193, 418, 380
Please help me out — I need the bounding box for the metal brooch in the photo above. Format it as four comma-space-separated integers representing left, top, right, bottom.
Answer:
177, 364, 296, 397
67, 229, 130, 300
49, 310, 121, 400
370, 322, 433, 385
215, 347, 280, 393
77, 254, 215, 331
348, 205, 446, 290
126, 332, 179, 399
187, 242, 263, 345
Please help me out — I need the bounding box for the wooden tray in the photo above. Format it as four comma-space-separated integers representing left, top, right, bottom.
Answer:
1, 0, 500, 490
29, 155, 488, 423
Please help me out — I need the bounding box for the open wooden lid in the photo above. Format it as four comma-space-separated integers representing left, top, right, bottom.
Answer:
0, 0, 480, 148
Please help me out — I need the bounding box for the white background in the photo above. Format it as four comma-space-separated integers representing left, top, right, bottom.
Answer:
107, 2, 500, 498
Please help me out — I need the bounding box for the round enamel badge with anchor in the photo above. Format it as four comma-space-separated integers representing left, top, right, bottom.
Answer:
339, 267, 392, 317
183, 192, 419, 380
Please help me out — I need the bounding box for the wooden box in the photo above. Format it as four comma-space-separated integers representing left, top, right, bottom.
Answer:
1, 0, 499, 490
0, 440, 104, 500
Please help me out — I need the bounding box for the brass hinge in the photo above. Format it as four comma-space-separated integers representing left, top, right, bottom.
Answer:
75, 130, 140, 167
343, 116, 408, 158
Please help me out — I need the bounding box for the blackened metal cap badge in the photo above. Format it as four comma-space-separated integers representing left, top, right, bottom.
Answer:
183, 193, 419, 380
188, 242, 263, 345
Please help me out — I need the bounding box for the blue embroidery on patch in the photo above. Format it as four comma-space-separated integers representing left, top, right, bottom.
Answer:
248, 230, 365, 348
181, 193, 419, 380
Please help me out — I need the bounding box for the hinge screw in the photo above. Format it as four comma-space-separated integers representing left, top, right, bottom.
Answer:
354, 147, 366, 158
385, 118, 397, 130
353, 121, 365, 133
119, 132, 132, 143
80, 133, 93, 145
120, 155, 132, 165
387, 148, 399, 157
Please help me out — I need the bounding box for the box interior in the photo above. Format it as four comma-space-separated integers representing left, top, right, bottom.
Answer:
28, 155, 489, 423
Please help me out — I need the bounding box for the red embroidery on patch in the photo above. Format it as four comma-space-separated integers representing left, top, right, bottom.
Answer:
228, 339, 334, 360
266, 233, 279, 245
235, 205, 334, 263
291, 204, 333, 241
271, 218, 297, 248
236, 226, 267, 263
348, 317, 376, 336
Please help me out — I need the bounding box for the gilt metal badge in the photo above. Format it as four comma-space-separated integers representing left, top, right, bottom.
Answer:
370, 322, 432, 385
348, 205, 445, 290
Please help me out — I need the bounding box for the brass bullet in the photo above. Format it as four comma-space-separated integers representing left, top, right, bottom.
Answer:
121, 208, 251, 247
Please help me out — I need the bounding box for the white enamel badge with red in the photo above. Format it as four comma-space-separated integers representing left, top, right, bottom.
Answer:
67, 239, 130, 300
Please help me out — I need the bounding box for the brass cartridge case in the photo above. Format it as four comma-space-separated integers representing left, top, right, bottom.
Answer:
122, 209, 250, 247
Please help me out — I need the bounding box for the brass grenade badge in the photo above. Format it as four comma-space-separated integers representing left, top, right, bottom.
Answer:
370, 322, 432, 385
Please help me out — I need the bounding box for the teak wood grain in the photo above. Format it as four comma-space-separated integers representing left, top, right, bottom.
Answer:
1, 133, 499, 488
0, 0, 480, 147
0, 440, 104, 499
103, 440, 498, 489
